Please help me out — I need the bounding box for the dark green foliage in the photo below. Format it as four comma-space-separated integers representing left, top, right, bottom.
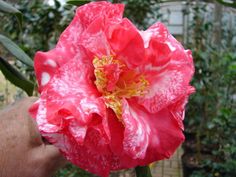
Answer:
0, 0, 22, 28
122, 0, 162, 29
0, 34, 33, 67
1, 0, 75, 57
0, 0, 74, 95
67, 0, 91, 6
183, 2, 236, 177
215, 0, 236, 8
55, 164, 93, 177
0, 57, 34, 96
0, 1, 34, 95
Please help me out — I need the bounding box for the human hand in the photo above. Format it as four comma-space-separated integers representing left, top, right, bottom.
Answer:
0, 97, 66, 177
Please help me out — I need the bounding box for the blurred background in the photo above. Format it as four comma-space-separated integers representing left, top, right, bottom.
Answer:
0, 0, 235, 177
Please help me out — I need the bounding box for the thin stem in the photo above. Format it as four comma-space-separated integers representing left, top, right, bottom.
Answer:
113, 0, 121, 3
135, 166, 152, 177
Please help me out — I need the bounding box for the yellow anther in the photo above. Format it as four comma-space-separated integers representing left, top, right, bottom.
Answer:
104, 95, 122, 120
93, 56, 149, 120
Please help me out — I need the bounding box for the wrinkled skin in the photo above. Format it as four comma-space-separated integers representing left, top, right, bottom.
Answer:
30, 2, 195, 177
0, 97, 65, 177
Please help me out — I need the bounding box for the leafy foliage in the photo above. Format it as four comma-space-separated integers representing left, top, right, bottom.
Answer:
0, 57, 34, 96
183, 2, 236, 177
122, 0, 162, 29
67, 0, 91, 6
55, 164, 93, 177
1, 0, 75, 57
215, 0, 236, 8
0, 34, 33, 67
0, 0, 22, 28
0, 1, 34, 96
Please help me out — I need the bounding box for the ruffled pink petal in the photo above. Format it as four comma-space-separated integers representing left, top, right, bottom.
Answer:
168, 86, 195, 130
104, 63, 123, 91
137, 22, 194, 117
30, 48, 109, 140
58, 1, 124, 56
41, 127, 113, 177
79, 17, 146, 68
122, 99, 150, 159
30, 96, 185, 177
106, 18, 146, 68
73, 2, 124, 57
34, 9, 85, 91
120, 99, 184, 166
30, 54, 114, 177
76, 1, 124, 29
34, 47, 78, 92
79, 16, 112, 57
35, 2, 124, 91
33, 109, 122, 177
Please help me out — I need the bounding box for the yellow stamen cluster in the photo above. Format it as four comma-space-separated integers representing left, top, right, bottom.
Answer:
93, 56, 149, 120
104, 95, 123, 119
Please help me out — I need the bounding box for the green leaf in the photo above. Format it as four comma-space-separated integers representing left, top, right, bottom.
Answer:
67, 0, 91, 6
215, 0, 236, 8
0, 57, 34, 96
135, 166, 152, 177
0, 34, 33, 68
0, 0, 22, 28
228, 62, 236, 71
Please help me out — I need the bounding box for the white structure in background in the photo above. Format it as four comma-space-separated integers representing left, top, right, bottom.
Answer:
48, 0, 66, 6
47, 0, 236, 44
157, 1, 236, 44
159, 1, 185, 36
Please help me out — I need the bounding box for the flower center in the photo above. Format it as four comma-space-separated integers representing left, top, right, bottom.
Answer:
93, 56, 149, 120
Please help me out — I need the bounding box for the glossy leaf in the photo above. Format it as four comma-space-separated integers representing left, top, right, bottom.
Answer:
215, 0, 236, 8
0, 34, 33, 68
67, 0, 91, 6
0, 57, 34, 96
0, 0, 22, 28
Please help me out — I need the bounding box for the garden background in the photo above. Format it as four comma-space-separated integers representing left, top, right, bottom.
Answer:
0, 0, 235, 177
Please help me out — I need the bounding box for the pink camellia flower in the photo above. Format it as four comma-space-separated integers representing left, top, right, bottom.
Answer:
29, 1, 194, 177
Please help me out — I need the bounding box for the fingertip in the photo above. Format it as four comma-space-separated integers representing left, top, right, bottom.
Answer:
44, 144, 66, 161
44, 144, 61, 157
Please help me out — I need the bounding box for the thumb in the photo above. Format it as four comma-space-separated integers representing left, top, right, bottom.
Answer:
30, 144, 67, 177
42, 144, 67, 168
